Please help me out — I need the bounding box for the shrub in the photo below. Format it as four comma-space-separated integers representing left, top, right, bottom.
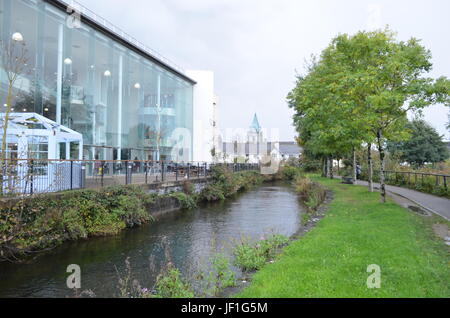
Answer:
110, 195, 150, 227
301, 212, 312, 225
210, 165, 232, 184
233, 234, 289, 272
200, 253, 236, 296
237, 171, 263, 190
0, 185, 156, 261
233, 242, 267, 271
281, 166, 302, 181
198, 169, 262, 203
168, 192, 197, 210
155, 264, 195, 298
62, 208, 87, 240
293, 176, 326, 211
199, 184, 226, 202
299, 156, 322, 172
182, 181, 195, 196
66, 193, 124, 236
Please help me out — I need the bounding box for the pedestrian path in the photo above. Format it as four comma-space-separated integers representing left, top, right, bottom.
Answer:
355, 180, 450, 220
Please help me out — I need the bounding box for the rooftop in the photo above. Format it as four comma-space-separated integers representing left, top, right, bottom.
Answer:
279, 142, 302, 155
51, 0, 195, 84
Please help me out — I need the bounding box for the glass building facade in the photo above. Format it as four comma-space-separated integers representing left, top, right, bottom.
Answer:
0, 0, 194, 161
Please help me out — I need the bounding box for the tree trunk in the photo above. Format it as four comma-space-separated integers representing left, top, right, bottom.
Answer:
353, 148, 357, 183
322, 157, 327, 177
330, 157, 334, 179
337, 159, 340, 176
368, 143, 374, 192
1, 83, 13, 163
0, 83, 13, 195
377, 130, 386, 203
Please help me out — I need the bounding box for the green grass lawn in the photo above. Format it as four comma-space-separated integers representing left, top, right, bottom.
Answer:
236, 177, 450, 298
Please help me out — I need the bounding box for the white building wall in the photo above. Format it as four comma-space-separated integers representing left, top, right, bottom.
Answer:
212, 94, 221, 161
186, 70, 219, 163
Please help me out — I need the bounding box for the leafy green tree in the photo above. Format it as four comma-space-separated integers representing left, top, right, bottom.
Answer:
388, 119, 449, 168
359, 31, 450, 202
287, 56, 363, 180
323, 29, 448, 202
288, 28, 450, 203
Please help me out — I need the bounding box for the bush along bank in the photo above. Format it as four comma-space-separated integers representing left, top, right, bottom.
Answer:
0, 167, 263, 263
292, 175, 327, 225
0, 185, 156, 262
262, 165, 328, 215
233, 234, 290, 272
260, 164, 305, 182
198, 165, 263, 202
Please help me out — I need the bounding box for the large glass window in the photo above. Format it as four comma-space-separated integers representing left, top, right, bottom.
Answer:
0, 0, 194, 161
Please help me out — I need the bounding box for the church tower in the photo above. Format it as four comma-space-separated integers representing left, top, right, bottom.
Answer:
248, 113, 263, 143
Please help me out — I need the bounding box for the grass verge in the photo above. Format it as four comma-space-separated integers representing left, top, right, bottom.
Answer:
236, 176, 450, 298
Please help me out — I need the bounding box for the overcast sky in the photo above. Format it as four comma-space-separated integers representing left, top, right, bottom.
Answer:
77, 0, 450, 141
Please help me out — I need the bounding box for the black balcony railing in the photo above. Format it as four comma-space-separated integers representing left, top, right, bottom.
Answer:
0, 159, 260, 196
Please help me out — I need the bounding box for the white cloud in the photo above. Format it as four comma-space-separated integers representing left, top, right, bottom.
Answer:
366, 3, 382, 30
76, 0, 450, 140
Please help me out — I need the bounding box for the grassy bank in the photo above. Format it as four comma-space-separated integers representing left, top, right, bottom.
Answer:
0, 167, 263, 262
237, 177, 450, 298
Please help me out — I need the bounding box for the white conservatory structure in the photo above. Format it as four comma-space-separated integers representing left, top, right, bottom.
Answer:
0, 113, 83, 160
0, 113, 83, 194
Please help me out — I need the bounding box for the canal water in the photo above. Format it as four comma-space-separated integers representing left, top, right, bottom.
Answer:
0, 182, 304, 298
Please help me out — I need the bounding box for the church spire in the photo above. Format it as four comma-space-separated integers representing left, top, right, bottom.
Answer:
250, 113, 261, 133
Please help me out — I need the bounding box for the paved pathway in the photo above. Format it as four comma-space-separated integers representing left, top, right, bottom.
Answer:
354, 180, 450, 220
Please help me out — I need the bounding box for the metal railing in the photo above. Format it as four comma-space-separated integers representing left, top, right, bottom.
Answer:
365, 170, 450, 191
383, 170, 449, 190
0, 159, 260, 196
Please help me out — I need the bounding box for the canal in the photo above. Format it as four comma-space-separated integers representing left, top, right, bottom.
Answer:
0, 182, 305, 298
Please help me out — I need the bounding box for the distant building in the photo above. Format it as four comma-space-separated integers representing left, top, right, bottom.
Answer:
279, 142, 302, 160
222, 114, 280, 164
186, 70, 220, 163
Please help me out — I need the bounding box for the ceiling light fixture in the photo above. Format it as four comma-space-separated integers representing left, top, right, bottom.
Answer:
12, 32, 23, 42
